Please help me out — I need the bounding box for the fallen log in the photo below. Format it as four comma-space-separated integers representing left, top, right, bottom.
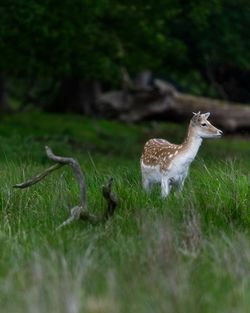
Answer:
173, 92, 250, 132
96, 78, 250, 132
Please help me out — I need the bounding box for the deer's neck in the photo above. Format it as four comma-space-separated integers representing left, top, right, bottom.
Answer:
181, 124, 202, 162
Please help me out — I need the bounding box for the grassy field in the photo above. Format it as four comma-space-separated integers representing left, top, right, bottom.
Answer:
0, 112, 249, 313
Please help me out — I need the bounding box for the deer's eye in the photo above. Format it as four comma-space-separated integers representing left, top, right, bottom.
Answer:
201, 123, 207, 127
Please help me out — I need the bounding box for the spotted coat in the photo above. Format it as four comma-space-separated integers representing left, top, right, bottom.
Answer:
141, 138, 183, 172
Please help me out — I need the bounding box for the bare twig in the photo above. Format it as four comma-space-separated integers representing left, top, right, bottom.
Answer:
13, 163, 63, 188
14, 146, 118, 229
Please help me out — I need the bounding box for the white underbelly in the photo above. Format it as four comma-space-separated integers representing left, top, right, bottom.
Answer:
167, 160, 190, 182
141, 163, 162, 183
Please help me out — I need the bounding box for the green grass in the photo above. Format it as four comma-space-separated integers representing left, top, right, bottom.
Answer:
0, 112, 249, 313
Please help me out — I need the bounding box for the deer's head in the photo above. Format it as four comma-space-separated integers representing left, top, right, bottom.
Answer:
191, 112, 223, 139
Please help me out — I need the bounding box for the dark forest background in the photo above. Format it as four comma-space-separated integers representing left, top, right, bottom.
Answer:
0, 0, 250, 115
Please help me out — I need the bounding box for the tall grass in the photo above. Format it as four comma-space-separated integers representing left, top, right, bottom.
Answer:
0, 113, 249, 312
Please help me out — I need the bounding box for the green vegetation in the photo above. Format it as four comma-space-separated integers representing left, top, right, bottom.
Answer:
0, 113, 249, 312
1, 0, 250, 111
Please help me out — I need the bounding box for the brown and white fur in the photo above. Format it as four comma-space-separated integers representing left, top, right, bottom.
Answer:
140, 112, 222, 197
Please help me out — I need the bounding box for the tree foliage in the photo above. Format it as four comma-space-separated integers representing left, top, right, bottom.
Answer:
0, 0, 249, 108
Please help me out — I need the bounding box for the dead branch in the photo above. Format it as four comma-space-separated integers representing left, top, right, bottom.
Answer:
14, 146, 118, 229
45, 146, 88, 209
102, 177, 118, 219
14, 163, 63, 188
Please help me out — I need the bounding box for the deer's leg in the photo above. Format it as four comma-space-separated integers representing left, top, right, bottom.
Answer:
176, 171, 188, 192
142, 175, 153, 193
141, 167, 154, 193
161, 177, 171, 198
176, 177, 185, 192
176, 178, 185, 192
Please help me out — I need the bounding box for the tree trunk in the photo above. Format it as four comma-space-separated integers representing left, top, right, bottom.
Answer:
49, 77, 101, 114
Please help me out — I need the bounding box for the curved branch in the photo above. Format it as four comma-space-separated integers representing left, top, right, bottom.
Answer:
13, 146, 118, 229
45, 146, 87, 208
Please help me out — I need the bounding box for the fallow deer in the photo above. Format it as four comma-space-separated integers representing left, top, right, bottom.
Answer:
140, 112, 222, 197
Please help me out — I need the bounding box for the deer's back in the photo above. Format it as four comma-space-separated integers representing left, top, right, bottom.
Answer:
141, 138, 180, 170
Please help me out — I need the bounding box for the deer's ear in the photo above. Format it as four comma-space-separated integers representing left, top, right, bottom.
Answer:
202, 112, 210, 119
192, 111, 201, 123
192, 111, 201, 116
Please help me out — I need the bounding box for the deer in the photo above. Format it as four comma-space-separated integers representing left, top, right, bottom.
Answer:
140, 112, 223, 197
